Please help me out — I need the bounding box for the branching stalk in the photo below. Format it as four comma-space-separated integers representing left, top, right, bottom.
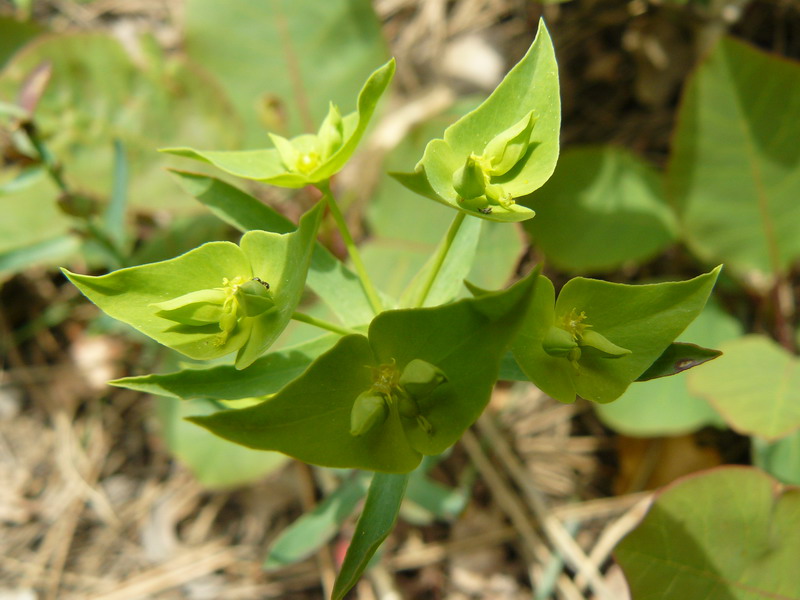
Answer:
412, 211, 466, 308
292, 311, 360, 337
316, 181, 383, 314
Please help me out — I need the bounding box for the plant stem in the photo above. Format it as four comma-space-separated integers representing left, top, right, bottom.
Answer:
292, 311, 360, 337
412, 211, 466, 308
317, 181, 383, 314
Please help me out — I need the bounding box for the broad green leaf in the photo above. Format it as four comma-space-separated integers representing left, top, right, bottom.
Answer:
163, 59, 395, 187
170, 170, 375, 326
64, 203, 322, 369
596, 301, 738, 436
753, 432, 800, 486
157, 396, 287, 489
667, 36, 800, 277
264, 473, 370, 570
111, 334, 337, 400
616, 467, 800, 600
392, 20, 559, 222
188, 270, 538, 472
688, 335, 800, 440
523, 146, 677, 272
513, 268, 720, 403
184, 0, 388, 145
332, 472, 409, 600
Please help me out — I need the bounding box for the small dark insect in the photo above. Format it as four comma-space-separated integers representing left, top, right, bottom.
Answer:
252, 277, 270, 290
478, 206, 493, 214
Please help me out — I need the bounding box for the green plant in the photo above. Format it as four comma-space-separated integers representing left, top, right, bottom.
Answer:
63, 22, 721, 598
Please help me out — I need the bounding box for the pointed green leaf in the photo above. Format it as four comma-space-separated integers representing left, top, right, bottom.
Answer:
688, 335, 800, 440
667, 36, 800, 277
64, 203, 322, 367
264, 473, 370, 570
513, 268, 721, 403
332, 472, 409, 600
616, 467, 800, 600
162, 59, 395, 187
635, 342, 722, 381
392, 20, 559, 222
189, 270, 538, 472
170, 170, 376, 326
110, 334, 337, 400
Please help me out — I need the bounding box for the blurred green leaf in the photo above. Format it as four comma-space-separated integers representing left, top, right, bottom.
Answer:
332, 472, 408, 600
668, 36, 800, 277
753, 432, 800, 486
688, 335, 800, 440
616, 467, 800, 600
184, 0, 388, 145
523, 146, 677, 272
0, 16, 42, 68
596, 302, 739, 436
264, 472, 370, 570
0, 234, 80, 281
157, 396, 287, 489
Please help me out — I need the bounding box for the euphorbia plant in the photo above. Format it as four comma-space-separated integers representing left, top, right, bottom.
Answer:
63, 21, 720, 598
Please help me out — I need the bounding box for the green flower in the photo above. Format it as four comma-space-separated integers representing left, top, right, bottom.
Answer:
161, 59, 396, 188
64, 203, 323, 369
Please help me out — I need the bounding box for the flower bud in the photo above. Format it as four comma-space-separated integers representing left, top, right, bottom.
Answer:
399, 359, 448, 399
482, 110, 536, 176
542, 325, 578, 358
579, 329, 631, 358
235, 278, 276, 317
453, 154, 488, 200
318, 102, 344, 158
269, 132, 300, 172
349, 390, 388, 436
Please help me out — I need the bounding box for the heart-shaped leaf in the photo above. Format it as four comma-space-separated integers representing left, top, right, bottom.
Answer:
688, 335, 800, 440
523, 146, 678, 272
616, 467, 800, 600
667, 36, 800, 278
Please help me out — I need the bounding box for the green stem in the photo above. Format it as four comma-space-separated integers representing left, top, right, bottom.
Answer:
317, 181, 383, 314
22, 122, 129, 268
412, 211, 466, 308
292, 311, 360, 337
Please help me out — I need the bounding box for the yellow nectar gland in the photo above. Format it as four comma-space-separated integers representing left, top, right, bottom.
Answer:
369, 361, 400, 397
560, 308, 590, 341
297, 152, 321, 174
